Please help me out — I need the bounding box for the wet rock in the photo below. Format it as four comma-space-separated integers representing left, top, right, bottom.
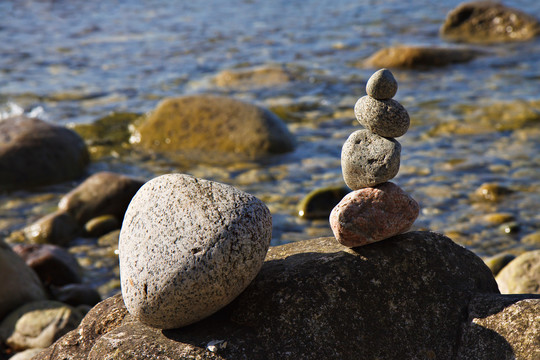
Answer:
0, 240, 47, 320
496, 250, 540, 294
363, 46, 483, 69
214, 65, 292, 88
341, 130, 401, 189
0, 116, 89, 191
483, 252, 516, 276
366, 68, 398, 100
119, 174, 272, 329
440, 1, 540, 44
354, 95, 410, 137
12, 244, 82, 286
330, 182, 419, 247
473, 182, 513, 202
132, 95, 295, 161
482, 212, 515, 225
522, 231, 540, 246
58, 171, 144, 226
84, 215, 120, 238
297, 185, 350, 219
49, 284, 101, 307
22, 211, 80, 247
456, 294, 540, 360
35, 232, 499, 360
0, 300, 83, 352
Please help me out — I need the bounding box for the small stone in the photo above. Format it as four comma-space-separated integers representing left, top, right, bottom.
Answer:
483, 253, 516, 276
329, 182, 420, 247
84, 215, 120, 237
297, 185, 350, 219
341, 130, 401, 190
354, 96, 410, 137
472, 183, 513, 202
366, 68, 398, 100
119, 174, 272, 329
496, 250, 540, 294
522, 231, 540, 246
23, 210, 80, 246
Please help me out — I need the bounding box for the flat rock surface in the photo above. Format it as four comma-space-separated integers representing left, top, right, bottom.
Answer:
119, 174, 272, 329
354, 95, 410, 137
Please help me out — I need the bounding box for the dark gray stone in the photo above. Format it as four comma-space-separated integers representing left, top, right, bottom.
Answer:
354, 95, 410, 137
341, 129, 401, 189
366, 68, 398, 100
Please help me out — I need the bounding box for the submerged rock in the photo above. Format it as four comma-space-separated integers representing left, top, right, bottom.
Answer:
0, 116, 89, 191
22, 210, 80, 247
132, 95, 295, 162
36, 232, 506, 359
297, 185, 350, 219
119, 174, 272, 329
440, 1, 540, 43
363, 46, 483, 69
214, 65, 292, 89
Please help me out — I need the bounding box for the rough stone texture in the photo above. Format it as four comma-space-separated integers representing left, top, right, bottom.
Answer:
119, 173, 272, 329
214, 65, 292, 89
366, 68, 398, 100
12, 244, 82, 286
0, 240, 47, 320
496, 250, 540, 294
440, 1, 540, 43
35, 232, 502, 360
330, 182, 419, 247
0, 301, 83, 352
354, 95, 410, 138
22, 210, 79, 247
456, 294, 540, 360
0, 116, 89, 191
363, 46, 483, 69
341, 129, 401, 189
297, 185, 350, 219
133, 95, 295, 161
58, 171, 144, 226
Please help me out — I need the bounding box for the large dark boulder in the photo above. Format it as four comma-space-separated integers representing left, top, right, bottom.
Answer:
35, 232, 509, 359
440, 1, 540, 43
0, 116, 89, 191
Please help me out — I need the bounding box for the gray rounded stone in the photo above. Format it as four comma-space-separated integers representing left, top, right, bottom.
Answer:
119, 173, 272, 329
341, 129, 401, 190
366, 68, 398, 100
354, 95, 410, 138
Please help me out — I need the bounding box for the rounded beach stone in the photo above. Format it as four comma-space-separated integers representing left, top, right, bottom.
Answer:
119, 173, 272, 329
354, 95, 410, 137
329, 182, 420, 247
366, 68, 398, 100
341, 129, 401, 190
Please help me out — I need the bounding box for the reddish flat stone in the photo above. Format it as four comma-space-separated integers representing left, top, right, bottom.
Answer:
330, 182, 419, 247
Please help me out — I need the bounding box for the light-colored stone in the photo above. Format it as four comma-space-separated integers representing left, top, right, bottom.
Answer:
330, 182, 419, 247
341, 129, 401, 190
496, 250, 540, 294
0, 240, 47, 320
22, 211, 79, 247
366, 68, 398, 100
119, 174, 272, 329
354, 95, 410, 137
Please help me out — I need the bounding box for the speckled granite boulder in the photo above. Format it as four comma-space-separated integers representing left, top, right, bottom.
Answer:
0, 116, 89, 191
495, 250, 540, 294
341, 129, 401, 190
330, 182, 419, 247
366, 68, 398, 100
119, 174, 272, 329
440, 1, 540, 44
35, 232, 506, 360
354, 95, 410, 137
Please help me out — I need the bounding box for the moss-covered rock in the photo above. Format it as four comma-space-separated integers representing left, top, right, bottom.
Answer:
132, 95, 295, 162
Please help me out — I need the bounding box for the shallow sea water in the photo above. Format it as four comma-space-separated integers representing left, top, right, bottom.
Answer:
1, 0, 540, 296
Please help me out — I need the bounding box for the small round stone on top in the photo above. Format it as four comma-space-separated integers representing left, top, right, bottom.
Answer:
366, 68, 398, 100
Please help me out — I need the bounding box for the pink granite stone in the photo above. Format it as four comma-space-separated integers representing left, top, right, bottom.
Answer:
329, 182, 419, 247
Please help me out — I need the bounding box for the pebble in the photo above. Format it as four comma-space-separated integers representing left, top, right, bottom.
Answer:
496, 250, 540, 294
354, 95, 410, 137
341, 129, 401, 190
366, 68, 398, 100
119, 173, 272, 329
329, 182, 420, 247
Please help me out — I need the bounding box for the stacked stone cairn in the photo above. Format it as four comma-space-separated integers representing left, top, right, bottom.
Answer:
330, 69, 420, 247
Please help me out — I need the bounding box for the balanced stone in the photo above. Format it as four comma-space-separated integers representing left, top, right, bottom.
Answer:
354, 95, 410, 138
119, 173, 272, 329
330, 182, 419, 247
366, 68, 398, 100
341, 129, 401, 190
